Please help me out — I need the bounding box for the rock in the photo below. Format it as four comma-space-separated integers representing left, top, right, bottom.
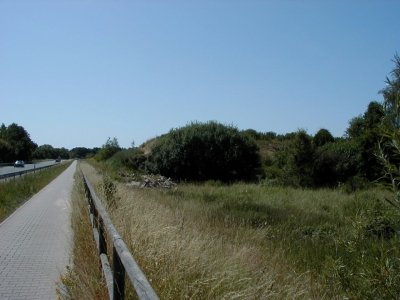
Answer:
126, 175, 177, 189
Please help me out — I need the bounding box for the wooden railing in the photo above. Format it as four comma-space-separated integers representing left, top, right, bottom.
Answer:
81, 172, 159, 300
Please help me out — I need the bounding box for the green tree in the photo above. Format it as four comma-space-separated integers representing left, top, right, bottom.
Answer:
313, 128, 334, 147
70, 147, 98, 159
95, 137, 121, 161
0, 123, 37, 161
33, 144, 56, 159
287, 130, 314, 187
55, 147, 70, 159
0, 139, 12, 162
345, 102, 385, 180
347, 116, 365, 139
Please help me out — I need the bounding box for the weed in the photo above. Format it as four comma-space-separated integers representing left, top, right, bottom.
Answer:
57, 168, 107, 299
101, 175, 118, 209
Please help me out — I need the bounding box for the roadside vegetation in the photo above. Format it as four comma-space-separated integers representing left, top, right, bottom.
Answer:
58, 168, 108, 300
0, 162, 72, 222
71, 55, 400, 298
81, 161, 399, 299
81, 162, 322, 298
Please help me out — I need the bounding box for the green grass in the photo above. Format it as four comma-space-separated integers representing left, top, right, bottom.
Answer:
81, 160, 400, 298
0, 162, 72, 222
157, 183, 400, 298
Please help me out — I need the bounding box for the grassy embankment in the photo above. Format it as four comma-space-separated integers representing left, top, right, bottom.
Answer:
0, 162, 72, 222
74, 161, 400, 299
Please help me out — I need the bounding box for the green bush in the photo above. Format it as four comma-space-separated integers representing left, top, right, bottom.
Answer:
94, 137, 121, 161
108, 148, 147, 171
147, 121, 261, 181
313, 139, 360, 187
101, 175, 118, 209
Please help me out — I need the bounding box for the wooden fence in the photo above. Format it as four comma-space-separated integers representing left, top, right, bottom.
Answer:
81, 172, 159, 300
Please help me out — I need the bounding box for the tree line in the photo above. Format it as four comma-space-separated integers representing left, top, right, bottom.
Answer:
3, 54, 399, 189
94, 54, 400, 189
0, 123, 100, 163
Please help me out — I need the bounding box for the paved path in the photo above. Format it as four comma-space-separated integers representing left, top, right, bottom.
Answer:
0, 161, 76, 299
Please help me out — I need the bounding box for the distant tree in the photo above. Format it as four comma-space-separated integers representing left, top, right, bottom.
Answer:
313, 128, 334, 147
33, 144, 56, 159
263, 131, 277, 140
56, 147, 70, 159
0, 139, 12, 162
345, 102, 385, 180
33, 145, 70, 159
287, 130, 314, 187
365, 102, 385, 128
346, 116, 365, 139
70, 147, 98, 159
0, 123, 37, 161
95, 137, 121, 161
360, 102, 385, 180
242, 129, 260, 140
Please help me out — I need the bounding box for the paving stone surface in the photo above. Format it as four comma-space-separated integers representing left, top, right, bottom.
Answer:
0, 161, 76, 299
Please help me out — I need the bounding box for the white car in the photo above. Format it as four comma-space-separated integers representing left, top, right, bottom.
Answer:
14, 160, 25, 167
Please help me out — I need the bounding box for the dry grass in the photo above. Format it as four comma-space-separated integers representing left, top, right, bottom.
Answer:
80, 162, 323, 299
58, 166, 108, 300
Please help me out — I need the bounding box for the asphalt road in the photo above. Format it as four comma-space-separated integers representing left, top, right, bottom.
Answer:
0, 160, 76, 299
0, 160, 58, 176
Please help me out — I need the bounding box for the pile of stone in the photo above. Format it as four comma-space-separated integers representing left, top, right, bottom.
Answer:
126, 174, 177, 189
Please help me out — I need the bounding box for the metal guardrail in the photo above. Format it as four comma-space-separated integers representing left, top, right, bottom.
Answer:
81, 172, 159, 300
0, 163, 13, 167
0, 163, 58, 180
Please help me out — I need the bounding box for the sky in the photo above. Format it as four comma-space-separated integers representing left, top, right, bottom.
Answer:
1, 0, 399, 149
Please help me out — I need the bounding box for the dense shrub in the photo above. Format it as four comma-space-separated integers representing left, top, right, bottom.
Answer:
147, 122, 261, 181
108, 148, 147, 171
313, 139, 360, 187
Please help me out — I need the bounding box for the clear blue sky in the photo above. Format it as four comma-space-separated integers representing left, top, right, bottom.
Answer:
1, 1, 399, 149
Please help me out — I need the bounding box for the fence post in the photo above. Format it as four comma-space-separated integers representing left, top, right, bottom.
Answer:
99, 220, 107, 255
113, 246, 126, 300
93, 206, 99, 231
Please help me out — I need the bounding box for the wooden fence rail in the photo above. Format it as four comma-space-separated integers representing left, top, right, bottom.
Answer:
81, 172, 159, 300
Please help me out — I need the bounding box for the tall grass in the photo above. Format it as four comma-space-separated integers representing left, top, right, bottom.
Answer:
0, 162, 72, 222
81, 161, 400, 298
58, 167, 108, 300
81, 162, 321, 299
